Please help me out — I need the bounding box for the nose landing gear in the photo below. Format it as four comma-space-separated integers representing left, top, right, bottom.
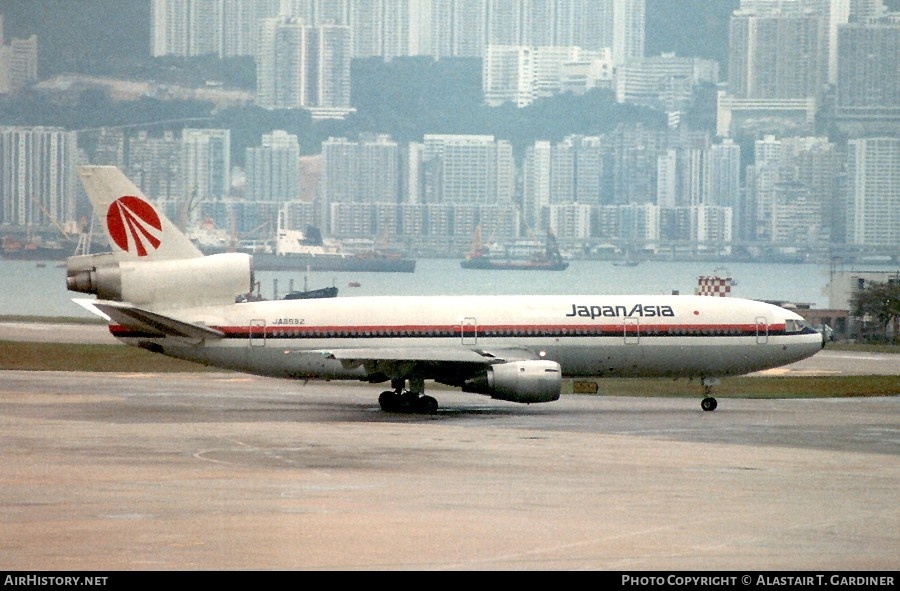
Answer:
701, 377, 719, 412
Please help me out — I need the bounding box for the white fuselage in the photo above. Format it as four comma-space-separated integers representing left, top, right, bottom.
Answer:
109, 294, 824, 383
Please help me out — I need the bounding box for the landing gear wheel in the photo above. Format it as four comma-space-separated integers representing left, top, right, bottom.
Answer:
378, 390, 438, 414
701, 397, 718, 412
417, 395, 438, 415
379, 390, 400, 411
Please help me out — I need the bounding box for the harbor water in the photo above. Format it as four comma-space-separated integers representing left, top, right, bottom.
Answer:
3, 257, 895, 319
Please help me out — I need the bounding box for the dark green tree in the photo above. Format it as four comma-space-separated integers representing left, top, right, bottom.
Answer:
851, 279, 900, 343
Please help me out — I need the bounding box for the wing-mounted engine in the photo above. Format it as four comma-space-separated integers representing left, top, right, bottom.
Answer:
66, 252, 253, 308
462, 360, 562, 404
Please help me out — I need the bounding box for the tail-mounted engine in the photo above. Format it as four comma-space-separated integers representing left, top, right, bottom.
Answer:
66, 252, 253, 308
462, 360, 562, 404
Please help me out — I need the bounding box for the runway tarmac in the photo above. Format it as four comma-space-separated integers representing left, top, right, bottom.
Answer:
1, 367, 897, 571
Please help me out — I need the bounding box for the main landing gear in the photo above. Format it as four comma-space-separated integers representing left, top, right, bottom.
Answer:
378, 378, 438, 414
701, 377, 719, 412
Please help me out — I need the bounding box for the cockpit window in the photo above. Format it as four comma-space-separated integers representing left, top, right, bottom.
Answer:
785, 318, 814, 333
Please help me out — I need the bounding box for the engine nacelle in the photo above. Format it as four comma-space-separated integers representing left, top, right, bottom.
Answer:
462, 360, 562, 404
67, 252, 253, 308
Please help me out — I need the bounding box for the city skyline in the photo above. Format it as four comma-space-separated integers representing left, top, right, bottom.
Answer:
0, 0, 898, 263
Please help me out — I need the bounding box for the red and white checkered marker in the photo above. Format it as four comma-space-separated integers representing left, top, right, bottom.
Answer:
695, 275, 734, 297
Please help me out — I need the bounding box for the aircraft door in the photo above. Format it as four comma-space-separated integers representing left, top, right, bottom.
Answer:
461, 317, 477, 345
624, 317, 640, 344
250, 319, 266, 347
755, 316, 768, 344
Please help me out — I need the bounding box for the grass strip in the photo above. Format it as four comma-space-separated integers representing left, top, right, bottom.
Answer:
0, 340, 217, 373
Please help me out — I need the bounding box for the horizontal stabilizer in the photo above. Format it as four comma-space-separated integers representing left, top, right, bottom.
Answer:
74, 299, 223, 344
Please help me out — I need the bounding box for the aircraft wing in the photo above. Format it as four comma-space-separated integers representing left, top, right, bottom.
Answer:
74, 299, 224, 344
323, 346, 541, 365
319, 345, 546, 387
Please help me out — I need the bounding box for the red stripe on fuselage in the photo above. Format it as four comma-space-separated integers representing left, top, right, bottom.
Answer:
110, 323, 786, 338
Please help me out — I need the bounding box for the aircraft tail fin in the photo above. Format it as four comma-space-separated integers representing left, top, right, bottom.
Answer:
68, 167, 252, 308
78, 165, 202, 261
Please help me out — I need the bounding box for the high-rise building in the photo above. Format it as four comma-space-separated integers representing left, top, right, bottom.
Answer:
483, 45, 534, 107
771, 181, 822, 245
0, 46, 10, 95
429, 0, 486, 58
548, 203, 592, 240
612, 0, 645, 65
125, 131, 183, 203
283, 0, 350, 25
246, 130, 301, 202
152, 0, 281, 58
850, 0, 886, 22
523, 135, 604, 237
749, 135, 783, 241
90, 128, 126, 168
656, 146, 710, 209
728, 11, 825, 101
0, 34, 37, 94
181, 129, 231, 225
835, 16, 900, 133
415, 134, 514, 206
707, 139, 741, 211
0, 126, 78, 228
720, 5, 827, 136
0, 14, 5, 93
152, 0, 224, 57
380, 0, 419, 60
257, 17, 352, 114
348, 0, 409, 59
739, 0, 850, 85
523, 140, 552, 229
608, 125, 665, 206
222, 0, 280, 58
616, 53, 719, 112
314, 22, 352, 110
257, 17, 310, 109
845, 137, 900, 248
322, 137, 359, 205
532, 46, 582, 98
486, 0, 529, 46
780, 136, 839, 245
549, 139, 575, 206
321, 134, 400, 204
607, 202, 660, 247
480, 0, 636, 55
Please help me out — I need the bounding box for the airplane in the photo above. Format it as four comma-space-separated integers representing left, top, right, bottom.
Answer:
66, 166, 825, 414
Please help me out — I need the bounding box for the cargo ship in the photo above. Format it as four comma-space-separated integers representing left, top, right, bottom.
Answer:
251, 224, 415, 273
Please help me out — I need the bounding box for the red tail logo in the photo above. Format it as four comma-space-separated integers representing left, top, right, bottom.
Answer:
106, 196, 162, 257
